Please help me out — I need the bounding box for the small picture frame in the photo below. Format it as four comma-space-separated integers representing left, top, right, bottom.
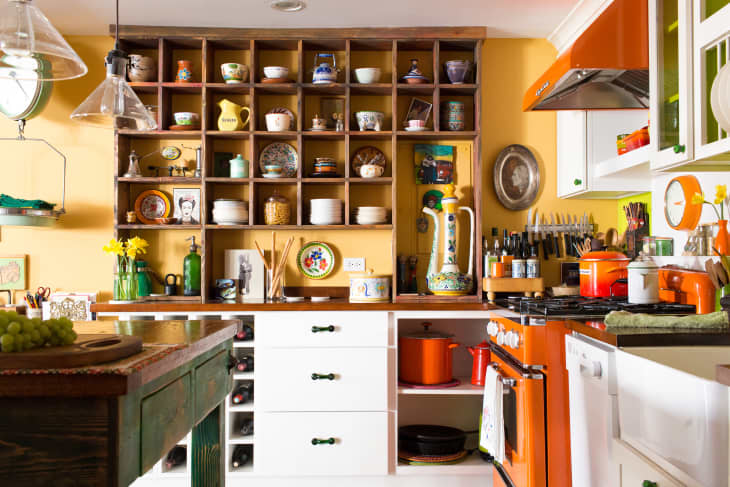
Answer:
224, 250, 265, 301
405, 98, 433, 123
173, 188, 201, 225
213, 151, 234, 177
0, 255, 26, 291
320, 97, 345, 129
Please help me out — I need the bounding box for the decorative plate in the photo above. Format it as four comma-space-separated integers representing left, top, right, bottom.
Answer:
134, 190, 170, 224
267, 107, 296, 130
297, 242, 335, 280
493, 144, 540, 210
351, 146, 386, 176
422, 190, 444, 211
259, 142, 299, 178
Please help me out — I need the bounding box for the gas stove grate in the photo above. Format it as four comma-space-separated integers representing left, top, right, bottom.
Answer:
498, 295, 696, 319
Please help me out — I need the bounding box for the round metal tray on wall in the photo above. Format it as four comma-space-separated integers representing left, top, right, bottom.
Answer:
493, 144, 540, 210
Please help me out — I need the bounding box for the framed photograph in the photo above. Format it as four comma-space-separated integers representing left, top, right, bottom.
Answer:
224, 250, 265, 301
213, 151, 234, 177
414, 144, 454, 184
405, 98, 433, 123
0, 255, 26, 290
172, 188, 201, 225
320, 97, 345, 129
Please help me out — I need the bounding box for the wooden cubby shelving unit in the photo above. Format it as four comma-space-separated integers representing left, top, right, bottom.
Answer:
113, 27, 485, 303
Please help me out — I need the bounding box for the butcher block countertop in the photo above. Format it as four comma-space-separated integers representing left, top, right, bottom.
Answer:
566, 319, 730, 347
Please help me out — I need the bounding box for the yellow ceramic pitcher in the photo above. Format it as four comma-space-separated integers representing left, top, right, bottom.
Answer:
217, 98, 251, 131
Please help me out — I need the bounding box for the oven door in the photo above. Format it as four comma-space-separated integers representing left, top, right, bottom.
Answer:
491, 347, 546, 487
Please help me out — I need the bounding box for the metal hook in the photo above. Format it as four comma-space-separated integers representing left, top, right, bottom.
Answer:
17, 119, 25, 141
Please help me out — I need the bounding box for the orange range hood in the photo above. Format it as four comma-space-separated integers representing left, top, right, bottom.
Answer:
523, 0, 649, 111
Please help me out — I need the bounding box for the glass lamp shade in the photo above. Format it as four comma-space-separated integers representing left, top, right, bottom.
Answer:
0, 0, 87, 81
71, 59, 158, 131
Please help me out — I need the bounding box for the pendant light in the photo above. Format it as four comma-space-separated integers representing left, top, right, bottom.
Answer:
70, 0, 157, 131
0, 0, 87, 81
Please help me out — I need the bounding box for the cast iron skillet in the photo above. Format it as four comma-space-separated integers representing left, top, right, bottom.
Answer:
398, 424, 466, 456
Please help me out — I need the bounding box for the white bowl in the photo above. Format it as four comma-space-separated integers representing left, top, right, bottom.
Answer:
264, 66, 289, 79
265, 113, 292, 132
354, 67, 382, 84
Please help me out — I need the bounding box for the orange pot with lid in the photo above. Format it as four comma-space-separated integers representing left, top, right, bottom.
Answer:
579, 250, 630, 298
399, 322, 459, 385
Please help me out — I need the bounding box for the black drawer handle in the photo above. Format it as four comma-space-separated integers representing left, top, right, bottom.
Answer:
312, 325, 335, 333
311, 437, 335, 445
311, 373, 335, 381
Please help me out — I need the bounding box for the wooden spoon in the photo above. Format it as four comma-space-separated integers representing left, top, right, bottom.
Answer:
715, 261, 729, 287
706, 259, 721, 289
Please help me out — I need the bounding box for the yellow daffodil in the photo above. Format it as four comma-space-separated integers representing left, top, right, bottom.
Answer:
102, 239, 125, 257
691, 192, 705, 206
715, 185, 727, 205
126, 236, 149, 260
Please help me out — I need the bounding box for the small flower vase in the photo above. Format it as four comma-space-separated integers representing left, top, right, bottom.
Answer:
113, 270, 139, 302
176, 60, 193, 83
716, 220, 729, 256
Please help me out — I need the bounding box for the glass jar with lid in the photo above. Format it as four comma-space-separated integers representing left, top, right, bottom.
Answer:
264, 191, 290, 225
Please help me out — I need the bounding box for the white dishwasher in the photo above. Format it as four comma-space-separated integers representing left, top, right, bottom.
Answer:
565, 333, 620, 487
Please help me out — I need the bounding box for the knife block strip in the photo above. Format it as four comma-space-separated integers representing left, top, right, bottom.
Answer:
483, 277, 544, 303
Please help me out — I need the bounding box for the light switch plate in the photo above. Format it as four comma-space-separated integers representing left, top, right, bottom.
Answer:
343, 257, 365, 272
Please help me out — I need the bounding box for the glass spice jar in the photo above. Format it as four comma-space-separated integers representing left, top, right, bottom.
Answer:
264, 191, 290, 225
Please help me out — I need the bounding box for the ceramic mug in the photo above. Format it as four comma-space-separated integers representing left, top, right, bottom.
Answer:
221, 63, 249, 84
174, 112, 200, 126
359, 164, 384, 178
266, 113, 292, 132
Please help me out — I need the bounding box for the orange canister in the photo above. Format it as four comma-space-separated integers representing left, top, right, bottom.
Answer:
399, 322, 459, 385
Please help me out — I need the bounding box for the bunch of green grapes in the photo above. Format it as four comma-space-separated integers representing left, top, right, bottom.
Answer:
0, 311, 77, 353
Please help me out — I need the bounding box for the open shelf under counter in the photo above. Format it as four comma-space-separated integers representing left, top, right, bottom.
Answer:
396, 130, 478, 140
117, 176, 201, 184
594, 145, 651, 178
301, 82, 346, 95
395, 454, 492, 476
350, 83, 393, 95
253, 82, 297, 95
398, 377, 483, 396
116, 129, 202, 139
116, 224, 202, 230
160, 82, 203, 93
205, 82, 252, 94
207, 130, 250, 139
128, 81, 159, 93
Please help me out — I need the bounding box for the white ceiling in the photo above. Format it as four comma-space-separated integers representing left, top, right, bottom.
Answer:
35, 0, 581, 38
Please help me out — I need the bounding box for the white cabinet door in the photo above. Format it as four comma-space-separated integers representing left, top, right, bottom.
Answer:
649, 0, 694, 170
256, 411, 389, 476
557, 111, 588, 198
615, 439, 684, 487
256, 348, 389, 411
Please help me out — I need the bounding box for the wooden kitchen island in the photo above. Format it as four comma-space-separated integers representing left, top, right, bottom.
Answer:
0, 320, 237, 487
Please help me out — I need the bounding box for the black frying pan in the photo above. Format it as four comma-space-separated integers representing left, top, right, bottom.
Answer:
398, 424, 466, 456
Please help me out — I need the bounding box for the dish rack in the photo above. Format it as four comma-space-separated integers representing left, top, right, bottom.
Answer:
0, 120, 66, 227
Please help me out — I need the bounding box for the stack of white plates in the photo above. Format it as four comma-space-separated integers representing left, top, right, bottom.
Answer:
212, 199, 248, 225
354, 206, 388, 225
310, 199, 343, 225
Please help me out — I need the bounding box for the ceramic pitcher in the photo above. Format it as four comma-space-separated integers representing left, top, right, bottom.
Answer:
217, 99, 251, 131
312, 53, 338, 84
422, 184, 474, 295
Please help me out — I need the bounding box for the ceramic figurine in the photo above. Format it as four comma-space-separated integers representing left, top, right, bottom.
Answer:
312, 53, 338, 84
422, 184, 474, 295
221, 63, 249, 84
355, 111, 384, 131
402, 58, 429, 84
176, 60, 193, 83
441, 101, 465, 131
128, 54, 157, 82
217, 99, 251, 131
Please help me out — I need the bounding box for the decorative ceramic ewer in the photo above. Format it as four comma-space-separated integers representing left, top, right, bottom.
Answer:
422, 184, 474, 295
176, 60, 193, 82
716, 220, 729, 256
217, 99, 251, 131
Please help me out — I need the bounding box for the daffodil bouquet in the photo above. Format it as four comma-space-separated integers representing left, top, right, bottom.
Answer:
693, 184, 728, 221
103, 236, 149, 273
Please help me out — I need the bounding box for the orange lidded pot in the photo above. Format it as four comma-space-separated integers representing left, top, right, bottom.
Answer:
399, 322, 459, 385
579, 250, 630, 298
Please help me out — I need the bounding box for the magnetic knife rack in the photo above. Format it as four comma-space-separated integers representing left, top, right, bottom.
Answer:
524, 223, 597, 233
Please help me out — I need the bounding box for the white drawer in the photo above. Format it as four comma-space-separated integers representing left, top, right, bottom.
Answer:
256, 311, 388, 348
256, 411, 388, 476
256, 348, 388, 411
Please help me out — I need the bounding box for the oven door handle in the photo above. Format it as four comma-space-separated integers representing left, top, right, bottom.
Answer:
488, 363, 516, 392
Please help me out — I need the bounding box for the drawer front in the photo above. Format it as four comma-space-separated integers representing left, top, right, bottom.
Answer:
140, 373, 193, 473
256, 348, 388, 411
257, 411, 388, 476
617, 440, 683, 487
256, 311, 388, 348
194, 349, 232, 419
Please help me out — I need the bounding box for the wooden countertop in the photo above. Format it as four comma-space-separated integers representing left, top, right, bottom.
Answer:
566, 319, 730, 347
0, 320, 237, 398
91, 300, 497, 312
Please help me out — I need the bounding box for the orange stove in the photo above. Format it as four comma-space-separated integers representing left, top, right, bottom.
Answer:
659, 266, 714, 314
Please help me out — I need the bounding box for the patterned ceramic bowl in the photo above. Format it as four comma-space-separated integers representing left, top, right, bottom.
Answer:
355, 111, 384, 131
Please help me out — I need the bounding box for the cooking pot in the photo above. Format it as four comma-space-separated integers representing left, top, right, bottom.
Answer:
579, 250, 629, 297
398, 424, 466, 455
399, 322, 459, 385
627, 258, 659, 304
468, 340, 490, 386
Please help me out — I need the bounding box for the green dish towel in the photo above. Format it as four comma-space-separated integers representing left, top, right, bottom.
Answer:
0, 194, 55, 210
605, 310, 730, 329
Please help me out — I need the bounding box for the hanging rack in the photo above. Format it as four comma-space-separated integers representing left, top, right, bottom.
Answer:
0, 120, 66, 227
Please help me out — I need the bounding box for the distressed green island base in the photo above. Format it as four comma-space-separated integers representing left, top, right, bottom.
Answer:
0, 320, 237, 487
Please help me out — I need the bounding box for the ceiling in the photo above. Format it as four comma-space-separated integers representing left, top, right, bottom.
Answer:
35, 0, 581, 38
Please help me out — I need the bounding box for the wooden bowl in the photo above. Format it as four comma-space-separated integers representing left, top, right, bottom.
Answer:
155, 217, 178, 225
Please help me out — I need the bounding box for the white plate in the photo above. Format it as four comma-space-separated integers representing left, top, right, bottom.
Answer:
311, 296, 331, 302
717, 63, 730, 132
405, 126, 428, 132
711, 63, 730, 132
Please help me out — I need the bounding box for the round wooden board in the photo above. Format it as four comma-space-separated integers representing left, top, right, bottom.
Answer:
0, 334, 143, 369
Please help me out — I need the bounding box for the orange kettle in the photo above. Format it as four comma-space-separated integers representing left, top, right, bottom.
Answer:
399, 322, 459, 385
468, 340, 491, 386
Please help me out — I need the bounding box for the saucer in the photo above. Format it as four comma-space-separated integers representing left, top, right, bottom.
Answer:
405, 126, 428, 132
262, 173, 283, 178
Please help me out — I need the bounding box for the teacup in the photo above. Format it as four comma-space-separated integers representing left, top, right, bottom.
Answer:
407, 119, 426, 129
312, 116, 327, 130
266, 113, 292, 132
359, 164, 384, 178
221, 63, 249, 84
174, 112, 199, 126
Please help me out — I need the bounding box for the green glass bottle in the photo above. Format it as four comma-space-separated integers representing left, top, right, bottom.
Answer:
184, 236, 201, 296
136, 260, 152, 297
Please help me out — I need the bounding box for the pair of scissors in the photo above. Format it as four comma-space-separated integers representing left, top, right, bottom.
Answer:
36, 286, 51, 302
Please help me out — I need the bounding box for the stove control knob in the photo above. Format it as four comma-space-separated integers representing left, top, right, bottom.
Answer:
487, 321, 499, 337
496, 331, 506, 346
506, 331, 520, 349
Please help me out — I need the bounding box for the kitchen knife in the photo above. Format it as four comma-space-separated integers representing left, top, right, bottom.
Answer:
561, 214, 572, 257
541, 214, 550, 257
527, 208, 533, 246
551, 213, 561, 258
571, 215, 579, 257
533, 211, 541, 258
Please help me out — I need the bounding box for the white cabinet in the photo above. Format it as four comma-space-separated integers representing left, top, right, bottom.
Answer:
614, 439, 684, 487
557, 110, 652, 199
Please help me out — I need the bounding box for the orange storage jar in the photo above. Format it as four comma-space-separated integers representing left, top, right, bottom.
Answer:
399, 322, 459, 385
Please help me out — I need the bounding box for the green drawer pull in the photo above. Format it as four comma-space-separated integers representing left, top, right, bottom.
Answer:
574, 178, 582, 186
311, 437, 335, 445
642, 481, 657, 487
673, 144, 685, 153
311, 325, 335, 333
311, 373, 335, 381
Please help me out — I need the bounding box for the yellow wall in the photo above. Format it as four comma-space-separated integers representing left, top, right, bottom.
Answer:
0, 36, 619, 302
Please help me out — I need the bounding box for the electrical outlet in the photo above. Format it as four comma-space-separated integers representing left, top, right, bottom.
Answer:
343, 257, 365, 272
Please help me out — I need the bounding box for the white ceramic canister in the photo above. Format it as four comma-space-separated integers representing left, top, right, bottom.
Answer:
526, 258, 540, 278
512, 259, 526, 279
627, 258, 659, 304
349, 269, 390, 302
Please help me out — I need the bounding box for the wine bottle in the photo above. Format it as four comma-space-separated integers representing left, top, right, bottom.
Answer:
239, 417, 254, 436
232, 383, 254, 404
232, 445, 253, 468
165, 445, 186, 470
502, 229, 509, 256
235, 355, 254, 372
235, 324, 254, 341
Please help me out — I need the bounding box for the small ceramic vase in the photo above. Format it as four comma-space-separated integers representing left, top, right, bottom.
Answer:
176, 60, 193, 83
229, 154, 249, 178
221, 63, 249, 84
128, 54, 157, 82
441, 101, 465, 131
716, 220, 729, 256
